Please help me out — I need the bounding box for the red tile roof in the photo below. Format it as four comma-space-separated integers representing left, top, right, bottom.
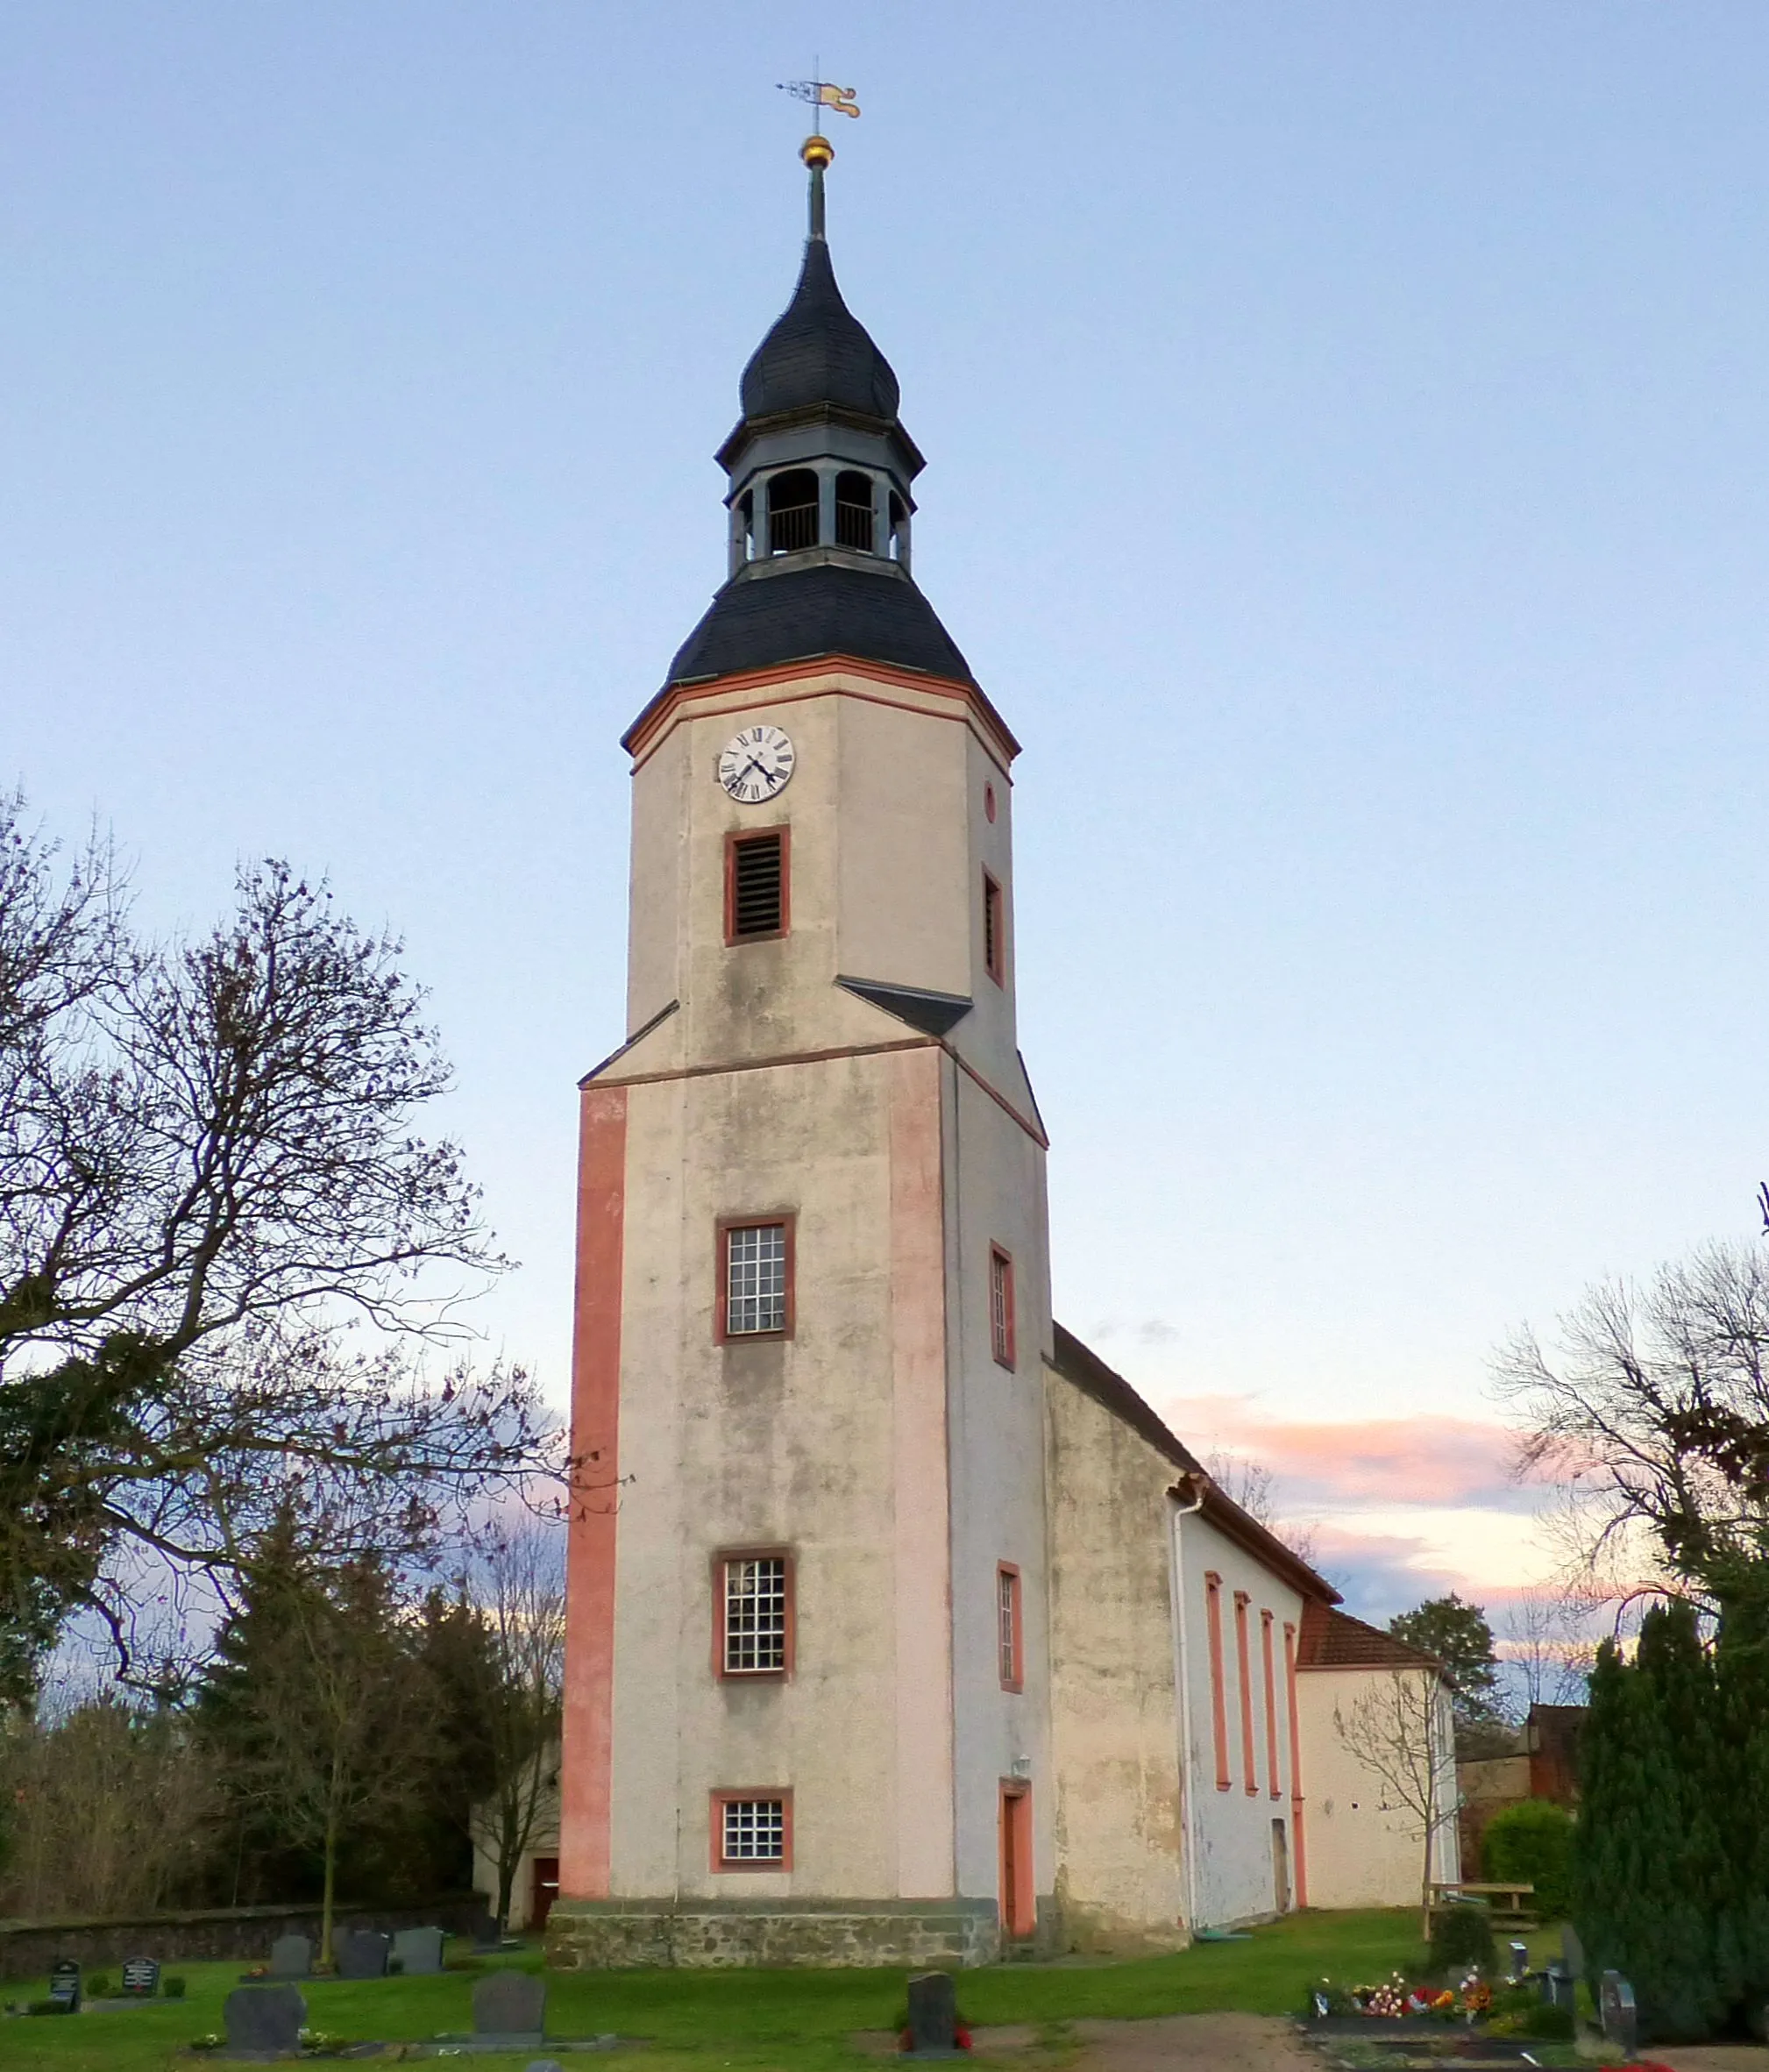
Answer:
1295, 1600, 1442, 1671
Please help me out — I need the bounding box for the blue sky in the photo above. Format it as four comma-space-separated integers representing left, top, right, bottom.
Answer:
5, 4, 1767, 1625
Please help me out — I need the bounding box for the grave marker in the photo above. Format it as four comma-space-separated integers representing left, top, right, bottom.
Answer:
1600, 1971, 1638, 2060
472, 1970, 547, 2044
334, 1927, 390, 1979
1507, 1940, 1530, 1984
47, 1961, 80, 2012
904, 1972, 960, 2058
224, 1984, 306, 2055
121, 1956, 160, 1997
267, 1934, 311, 1979
391, 1926, 445, 1976
470, 1910, 503, 1951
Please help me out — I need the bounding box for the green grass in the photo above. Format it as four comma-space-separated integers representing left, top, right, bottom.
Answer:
0, 1910, 1427, 2072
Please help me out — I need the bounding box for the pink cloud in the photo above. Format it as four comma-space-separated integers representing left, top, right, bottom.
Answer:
1155, 1392, 1528, 1512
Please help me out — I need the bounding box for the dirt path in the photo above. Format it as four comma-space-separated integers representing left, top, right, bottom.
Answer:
1064, 2014, 1321, 2072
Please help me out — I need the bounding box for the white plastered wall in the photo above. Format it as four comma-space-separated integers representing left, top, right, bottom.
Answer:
1294, 1666, 1462, 1909
1175, 1513, 1306, 1929
1042, 1373, 1188, 1952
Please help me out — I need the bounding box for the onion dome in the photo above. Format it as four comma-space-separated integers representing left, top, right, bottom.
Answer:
737, 239, 900, 426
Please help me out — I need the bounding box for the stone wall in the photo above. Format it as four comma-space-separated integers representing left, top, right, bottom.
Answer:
0, 1896, 481, 1979
546, 1898, 1000, 1970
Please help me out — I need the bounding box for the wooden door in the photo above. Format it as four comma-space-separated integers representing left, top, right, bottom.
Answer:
998, 1785, 1034, 1939
531, 1855, 560, 1930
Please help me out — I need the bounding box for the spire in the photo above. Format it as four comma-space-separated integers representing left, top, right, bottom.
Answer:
804, 132, 830, 243
735, 136, 900, 429
638, 125, 977, 706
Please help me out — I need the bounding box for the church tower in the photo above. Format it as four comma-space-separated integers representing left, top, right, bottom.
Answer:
551, 136, 1055, 1969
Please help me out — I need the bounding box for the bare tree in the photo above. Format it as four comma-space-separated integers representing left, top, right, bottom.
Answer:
456, 1524, 566, 1928
1502, 1592, 1597, 1712
1495, 1242, 1769, 1615
1204, 1448, 1325, 1571
1332, 1669, 1460, 1939
0, 1690, 218, 1918
0, 796, 561, 1686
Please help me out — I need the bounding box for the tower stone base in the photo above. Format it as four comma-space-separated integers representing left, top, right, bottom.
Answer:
545, 1897, 1002, 1970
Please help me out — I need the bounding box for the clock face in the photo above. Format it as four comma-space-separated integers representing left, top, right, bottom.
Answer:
718, 724, 795, 804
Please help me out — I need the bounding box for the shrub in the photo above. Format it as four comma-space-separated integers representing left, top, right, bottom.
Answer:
1522, 2002, 1575, 2039
88, 1974, 114, 1999
26, 1999, 74, 2016
1484, 1798, 1574, 1920
163, 1975, 187, 1999
1429, 1901, 1496, 1975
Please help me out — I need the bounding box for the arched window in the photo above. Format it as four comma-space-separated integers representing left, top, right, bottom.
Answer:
766, 470, 819, 553
835, 471, 875, 552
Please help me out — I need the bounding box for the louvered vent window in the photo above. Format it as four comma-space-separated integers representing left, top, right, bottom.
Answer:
983, 871, 1005, 984
728, 831, 785, 940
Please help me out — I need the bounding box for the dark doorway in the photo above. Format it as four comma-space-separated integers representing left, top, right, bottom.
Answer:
531, 1855, 560, 1930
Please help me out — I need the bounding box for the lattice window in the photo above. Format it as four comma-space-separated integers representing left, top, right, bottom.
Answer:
721, 1798, 785, 1863
724, 1221, 787, 1335
998, 1565, 1021, 1689
990, 1246, 1015, 1368
723, 1556, 788, 1675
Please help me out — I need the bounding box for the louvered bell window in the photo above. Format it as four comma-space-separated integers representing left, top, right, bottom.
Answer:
728, 831, 785, 940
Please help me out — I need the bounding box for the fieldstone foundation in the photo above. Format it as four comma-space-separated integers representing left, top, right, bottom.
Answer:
546, 1897, 1001, 1969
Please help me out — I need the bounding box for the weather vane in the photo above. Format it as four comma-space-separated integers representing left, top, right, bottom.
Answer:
777, 75, 859, 238
778, 79, 862, 127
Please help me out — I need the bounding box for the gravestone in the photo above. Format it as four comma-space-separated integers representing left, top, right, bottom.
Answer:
391, 1926, 445, 1976
905, 1972, 959, 2058
472, 1970, 547, 2043
1507, 1941, 1530, 1984
267, 1934, 311, 1979
1563, 1925, 1586, 1980
224, 1984, 306, 2055
1543, 1962, 1575, 2013
47, 1960, 80, 2012
1600, 1971, 1638, 2060
121, 1956, 160, 1997
334, 1928, 390, 1979
470, 1910, 503, 1951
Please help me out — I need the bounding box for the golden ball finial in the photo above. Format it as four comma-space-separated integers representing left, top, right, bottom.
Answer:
800, 133, 835, 170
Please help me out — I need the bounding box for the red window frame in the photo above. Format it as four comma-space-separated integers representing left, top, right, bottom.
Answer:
990, 1245, 1016, 1370
1261, 1608, 1282, 1799
712, 1547, 795, 1681
983, 870, 1005, 985
1283, 1619, 1310, 1907
715, 1213, 796, 1342
1205, 1571, 1231, 1792
709, 1788, 793, 1872
997, 1562, 1024, 1692
724, 826, 791, 944
1234, 1590, 1258, 1795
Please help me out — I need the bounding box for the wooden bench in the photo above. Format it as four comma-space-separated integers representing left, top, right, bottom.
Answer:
1430, 1880, 1538, 1926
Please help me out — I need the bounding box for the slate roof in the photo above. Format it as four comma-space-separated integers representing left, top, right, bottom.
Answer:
664, 561, 975, 690
1296, 1600, 1443, 1672
739, 239, 900, 425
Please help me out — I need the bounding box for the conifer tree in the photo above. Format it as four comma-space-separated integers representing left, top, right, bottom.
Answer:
1576, 1604, 1728, 2040
1712, 1593, 1769, 2022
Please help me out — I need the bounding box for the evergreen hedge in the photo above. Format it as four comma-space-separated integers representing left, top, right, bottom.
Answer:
1574, 1598, 1769, 2042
